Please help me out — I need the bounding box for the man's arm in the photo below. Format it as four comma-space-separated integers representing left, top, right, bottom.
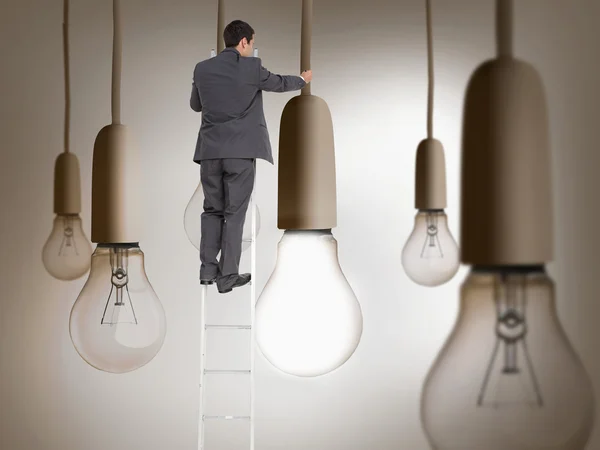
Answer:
190, 66, 202, 112
257, 61, 306, 93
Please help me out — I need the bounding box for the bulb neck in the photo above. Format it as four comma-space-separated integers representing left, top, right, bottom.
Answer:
418, 208, 445, 213
96, 242, 139, 249
275, 229, 339, 267
283, 229, 332, 234
471, 264, 546, 275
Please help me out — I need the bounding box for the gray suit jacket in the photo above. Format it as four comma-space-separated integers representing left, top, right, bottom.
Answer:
190, 47, 306, 164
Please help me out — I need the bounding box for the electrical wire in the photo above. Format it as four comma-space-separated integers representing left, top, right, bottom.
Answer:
217, 0, 225, 53
425, 0, 433, 139
112, 0, 122, 125
62, 0, 70, 152
301, 0, 312, 96
496, 0, 513, 58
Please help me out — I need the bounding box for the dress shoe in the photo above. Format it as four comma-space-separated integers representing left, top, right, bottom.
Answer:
200, 277, 217, 285
217, 273, 251, 294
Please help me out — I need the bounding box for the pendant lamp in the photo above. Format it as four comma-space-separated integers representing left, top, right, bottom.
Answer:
255, 0, 363, 378
42, 0, 93, 281
421, 1, 595, 448
401, 0, 459, 287
69, 0, 167, 374
183, 0, 262, 253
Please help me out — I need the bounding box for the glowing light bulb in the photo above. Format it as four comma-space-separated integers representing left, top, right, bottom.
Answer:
42, 214, 92, 281
69, 244, 166, 373
422, 266, 595, 449
256, 230, 363, 377
183, 180, 261, 253
402, 209, 459, 287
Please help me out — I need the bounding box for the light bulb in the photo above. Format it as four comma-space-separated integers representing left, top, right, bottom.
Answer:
402, 209, 459, 287
183, 180, 261, 253
422, 266, 595, 449
256, 230, 363, 377
69, 244, 166, 373
42, 214, 92, 281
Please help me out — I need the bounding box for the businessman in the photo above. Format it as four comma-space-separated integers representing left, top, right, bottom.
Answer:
190, 20, 312, 294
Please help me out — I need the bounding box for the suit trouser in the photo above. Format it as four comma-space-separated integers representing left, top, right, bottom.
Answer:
199, 158, 255, 279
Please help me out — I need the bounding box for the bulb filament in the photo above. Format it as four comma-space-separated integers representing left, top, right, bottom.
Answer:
59, 215, 79, 256
478, 272, 544, 408
101, 247, 138, 326
421, 211, 444, 258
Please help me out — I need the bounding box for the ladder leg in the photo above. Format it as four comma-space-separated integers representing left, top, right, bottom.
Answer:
198, 285, 208, 450
249, 159, 257, 450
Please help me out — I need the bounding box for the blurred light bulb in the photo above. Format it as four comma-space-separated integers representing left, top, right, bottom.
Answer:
183, 180, 261, 253
422, 266, 595, 449
69, 244, 166, 373
42, 214, 92, 281
256, 230, 363, 377
402, 209, 459, 287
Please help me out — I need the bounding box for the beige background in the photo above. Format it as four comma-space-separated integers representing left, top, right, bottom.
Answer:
1, 0, 599, 449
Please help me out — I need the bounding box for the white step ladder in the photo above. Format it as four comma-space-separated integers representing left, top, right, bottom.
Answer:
197, 186, 256, 450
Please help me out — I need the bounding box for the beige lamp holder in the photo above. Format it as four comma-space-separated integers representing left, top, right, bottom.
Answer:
277, 0, 337, 230
415, 138, 447, 210
460, 0, 553, 265
54, 153, 82, 214
90, 0, 140, 244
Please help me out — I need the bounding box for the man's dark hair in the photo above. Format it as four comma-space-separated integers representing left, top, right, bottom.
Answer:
223, 20, 255, 48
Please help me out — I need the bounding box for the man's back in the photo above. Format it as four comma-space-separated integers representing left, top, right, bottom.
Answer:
190, 47, 306, 164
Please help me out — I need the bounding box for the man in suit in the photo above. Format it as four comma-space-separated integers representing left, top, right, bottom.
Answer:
190, 20, 312, 294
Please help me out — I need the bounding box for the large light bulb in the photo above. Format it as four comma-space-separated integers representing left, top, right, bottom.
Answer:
422, 266, 595, 449
183, 180, 261, 253
42, 214, 92, 280
69, 244, 166, 373
402, 209, 459, 287
256, 230, 363, 377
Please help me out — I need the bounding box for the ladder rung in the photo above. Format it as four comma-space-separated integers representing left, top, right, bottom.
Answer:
204, 369, 251, 375
205, 324, 251, 330
203, 415, 251, 421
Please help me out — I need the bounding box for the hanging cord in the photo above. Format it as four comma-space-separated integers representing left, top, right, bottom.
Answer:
496, 0, 513, 58
112, 0, 122, 124
216, 0, 224, 53
425, 0, 433, 139
300, 0, 312, 96
62, 0, 70, 152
